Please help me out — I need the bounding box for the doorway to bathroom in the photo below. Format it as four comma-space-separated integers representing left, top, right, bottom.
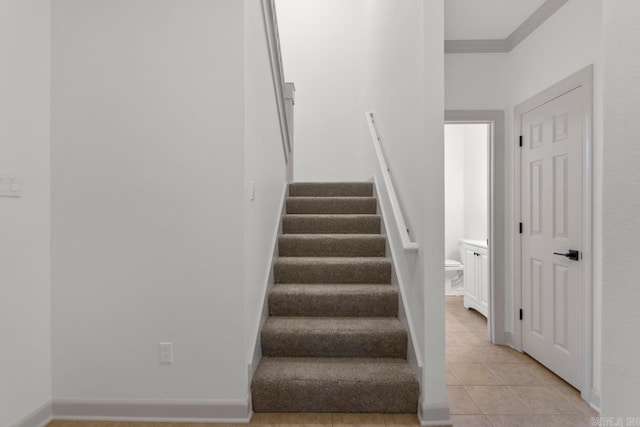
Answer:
444, 110, 506, 345
444, 122, 490, 339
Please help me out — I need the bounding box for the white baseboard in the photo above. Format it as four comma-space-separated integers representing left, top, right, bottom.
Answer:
9, 400, 52, 427
418, 401, 451, 426
504, 331, 515, 348
51, 398, 251, 423
588, 389, 601, 413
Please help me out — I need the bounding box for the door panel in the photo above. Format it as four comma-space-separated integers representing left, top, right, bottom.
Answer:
521, 87, 583, 390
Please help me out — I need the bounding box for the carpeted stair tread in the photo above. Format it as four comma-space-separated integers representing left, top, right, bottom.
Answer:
289, 182, 373, 197
275, 257, 391, 284
279, 234, 386, 257
261, 317, 407, 358
287, 197, 377, 214
282, 214, 381, 234
269, 284, 398, 317
252, 357, 419, 413
252, 181, 418, 413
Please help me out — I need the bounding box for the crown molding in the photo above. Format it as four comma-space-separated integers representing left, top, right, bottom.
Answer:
445, 0, 569, 54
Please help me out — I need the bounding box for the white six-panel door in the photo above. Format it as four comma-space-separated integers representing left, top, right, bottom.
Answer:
521, 87, 584, 390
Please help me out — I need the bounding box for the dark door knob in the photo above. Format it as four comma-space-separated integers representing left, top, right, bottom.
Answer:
553, 250, 580, 261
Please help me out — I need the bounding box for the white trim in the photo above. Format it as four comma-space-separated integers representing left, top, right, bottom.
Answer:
9, 401, 52, 427
445, 39, 509, 54
445, 0, 569, 54
372, 176, 423, 385
247, 182, 289, 381
589, 389, 601, 413
366, 112, 419, 252
513, 66, 594, 402
261, 0, 291, 164
445, 110, 506, 345
418, 402, 451, 427
51, 398, 251, 423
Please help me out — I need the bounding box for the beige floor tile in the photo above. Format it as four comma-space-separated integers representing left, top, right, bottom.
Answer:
446, 345, 483, 363
279, 413, 331, 426
446, 320, 472, 333
475, 345, 528, 364
448, 363, 504, 385
464, 386, 533, 415
549, 386, 599, 417
446, 386, 482, 415
332, 413, 385, 426
484, 363, 540, 385
250, 413, 282, 426
509, 386, 582, 414
525, 362, 566, 385
543, 414, 592, 426
446, 332, 485, 347
449, 415, 492, 426
486, 414, 550, 426
446, 366, 461, 385
382, 414, 420, 426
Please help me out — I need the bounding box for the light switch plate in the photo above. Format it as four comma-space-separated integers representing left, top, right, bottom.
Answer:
0, 174, 21, 198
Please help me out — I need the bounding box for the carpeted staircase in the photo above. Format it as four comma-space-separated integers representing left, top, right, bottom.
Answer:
251, 182, 419, 413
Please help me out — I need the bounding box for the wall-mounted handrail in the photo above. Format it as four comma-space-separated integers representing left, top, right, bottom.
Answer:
262, 0, 292, 173
366, 112, 419, 252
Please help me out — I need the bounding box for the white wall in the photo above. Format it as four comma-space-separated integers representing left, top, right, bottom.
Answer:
365, 0, 447, 421
276, 0, 368, 182
0, 0, 52, 425
51, 0, 247, 401
601, 0, 640, 416
445, 0, 603, 398
444, 126, 465, 261
244, 0, 288, 363
444, 124, 489, 260
463, 124, 488, 241
445, 53, 510, 111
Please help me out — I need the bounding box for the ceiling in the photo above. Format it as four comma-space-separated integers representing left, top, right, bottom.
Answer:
445, 0, 547, 40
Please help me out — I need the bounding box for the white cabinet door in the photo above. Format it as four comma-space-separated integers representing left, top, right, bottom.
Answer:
463, 243, 489, 318
478, 248, 489, 315
463, 246, 478, 307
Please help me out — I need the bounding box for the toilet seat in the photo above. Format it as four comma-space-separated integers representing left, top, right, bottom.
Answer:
445, 259, 464, 271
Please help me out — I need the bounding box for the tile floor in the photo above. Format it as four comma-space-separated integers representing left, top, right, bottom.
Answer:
445, 295, 598, 426
46, 297, 598, 427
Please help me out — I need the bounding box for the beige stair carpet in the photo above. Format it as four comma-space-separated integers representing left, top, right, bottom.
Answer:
251, 182, 419, 413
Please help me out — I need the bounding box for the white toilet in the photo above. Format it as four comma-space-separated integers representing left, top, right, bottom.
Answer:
445, 244, 465, 295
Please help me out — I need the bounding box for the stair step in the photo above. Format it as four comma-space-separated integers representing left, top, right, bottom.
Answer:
261, 317, 407, 358
269, 284, 398, 317
282, 214, 381, 234
289, 182, 373, 197
274, 257, 391, 284
279, 234, 386, 257
286, 197, 377, 214
252, 357, 419, 413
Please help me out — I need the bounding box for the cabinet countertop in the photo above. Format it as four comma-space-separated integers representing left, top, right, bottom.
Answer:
459, 239, 488, 249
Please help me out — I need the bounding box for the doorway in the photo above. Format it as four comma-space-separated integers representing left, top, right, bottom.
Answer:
445, 111, 505, 345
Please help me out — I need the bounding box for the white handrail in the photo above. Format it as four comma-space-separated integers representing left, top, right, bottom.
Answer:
262, 0, 292, 167
366, 112, 419, 252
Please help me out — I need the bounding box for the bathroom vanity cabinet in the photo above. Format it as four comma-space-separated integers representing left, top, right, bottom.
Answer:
461, 240, 488, 318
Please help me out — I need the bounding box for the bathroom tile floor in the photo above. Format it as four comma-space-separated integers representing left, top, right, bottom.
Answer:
445, 295, 598, 426
45, 298, 598, 427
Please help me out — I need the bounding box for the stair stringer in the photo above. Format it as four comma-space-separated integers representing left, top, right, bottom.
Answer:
247, 182, 289, 392
371, 176, 423, 391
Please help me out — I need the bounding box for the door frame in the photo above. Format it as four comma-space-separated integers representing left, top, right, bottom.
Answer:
513, 65, 594, 403
445, 110, 506, 345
